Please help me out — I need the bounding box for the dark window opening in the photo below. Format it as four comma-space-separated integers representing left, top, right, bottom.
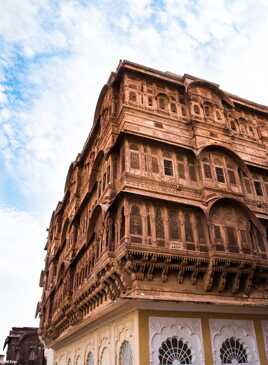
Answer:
203, 163, 212, 179
215, 166, 225, 183
254, 181, 263, 196
164, 159, 173, 176
130, 206, 142, 236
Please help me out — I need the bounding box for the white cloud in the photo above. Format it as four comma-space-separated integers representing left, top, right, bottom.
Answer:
0, 207, 46, 347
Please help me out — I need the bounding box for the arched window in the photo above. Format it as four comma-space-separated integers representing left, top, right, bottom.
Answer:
100, 348, 109, 365
119, 341, 133, 365
220, 337, 247, 364
158, 337, 192, 364
130, 205, 142, 236
75, 355, 81, 365
87, 352, 94, 365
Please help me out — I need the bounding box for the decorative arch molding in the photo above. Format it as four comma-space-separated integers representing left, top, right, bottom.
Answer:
196, 143, 250, 176
86, 204, 106, 242
115, 323, 134, 365
186, 80, 234, 107
209, 319, 260, 365
98, 335, 111, 365
207, 196, 265, 236
149, 316, 204, 365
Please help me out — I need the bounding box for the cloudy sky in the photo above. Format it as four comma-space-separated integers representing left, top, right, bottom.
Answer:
1, 0, 268, 350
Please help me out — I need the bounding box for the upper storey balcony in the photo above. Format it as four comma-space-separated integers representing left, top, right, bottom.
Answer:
115, 137, 268, 219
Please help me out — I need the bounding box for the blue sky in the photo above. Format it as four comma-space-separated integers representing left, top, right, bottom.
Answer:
1, 0, 268, 352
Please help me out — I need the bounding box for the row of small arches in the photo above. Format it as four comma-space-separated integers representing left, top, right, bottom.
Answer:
61, 341, 133, 365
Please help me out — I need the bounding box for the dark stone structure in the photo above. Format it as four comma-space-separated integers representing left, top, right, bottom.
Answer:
3, 327, 46, 365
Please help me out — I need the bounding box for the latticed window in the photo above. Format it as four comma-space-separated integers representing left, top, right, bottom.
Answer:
228, 168, 236, 185
129, 91, 137, 103
158, 336, 192, 364
203, 159, 212, 179
215, 166, 225, 183
152, 156, 159, 173
119, 341, 133, 365
196, 214, 206, 243
164, 159, 174, 176
184, 212, 193, 242
220, 337, 247, 364
240, 229, 250, 252
130, 206, 142, 236
188, 156, 197, 181
130, 151, 140, 169
226, 226, 239, 252
177, 155, 185, 179
120, 207, 125, 239
171, 102, 177, 113
214, 225, 222, 242
87, 352, 94, 365
168, 209, 180, 240
155, 207, 165, 239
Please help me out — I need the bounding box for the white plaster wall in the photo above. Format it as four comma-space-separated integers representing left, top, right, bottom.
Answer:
54, 311, 139, 365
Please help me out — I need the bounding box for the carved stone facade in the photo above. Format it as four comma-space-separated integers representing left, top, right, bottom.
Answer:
38, 60, 268, 364
209, 319, 260, 365
3, 327, 46, 365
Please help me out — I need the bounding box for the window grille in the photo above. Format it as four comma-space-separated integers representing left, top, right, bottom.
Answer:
130, 206, 142, 236
203, 163, 212, 179
220, 337, 247, 364
225, 226, 239, 252
228, 169, 236, 185
196, 214, 206, 242
164, 159, 174, 176
215, 167, 225, 183
155, 207, 165, 239
119, 341, 133, 365
188, 160, 197, 181
129, 91, 137, 103
158, 336, 192, 365
130, 152, 140, 169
